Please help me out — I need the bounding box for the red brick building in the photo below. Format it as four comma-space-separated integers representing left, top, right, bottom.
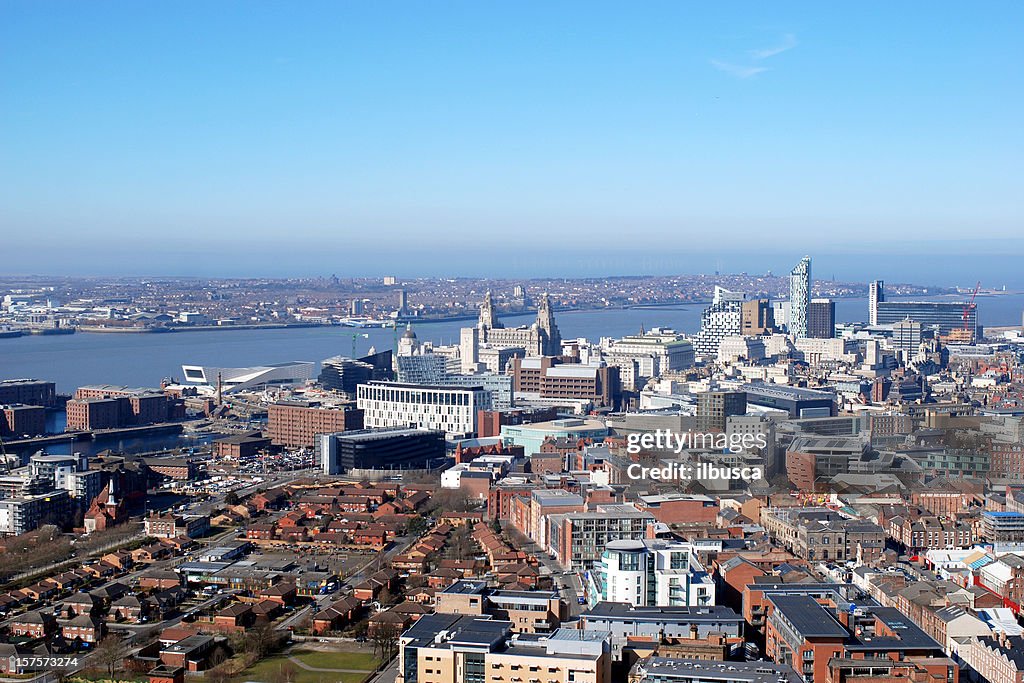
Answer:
267, 401, 363, 447
0, 404, 46, 437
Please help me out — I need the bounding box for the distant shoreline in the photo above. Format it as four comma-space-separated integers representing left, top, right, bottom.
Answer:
3, 291, 1016, 339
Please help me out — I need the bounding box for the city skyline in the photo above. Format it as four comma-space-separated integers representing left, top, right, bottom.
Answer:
2, 2, 1022, 280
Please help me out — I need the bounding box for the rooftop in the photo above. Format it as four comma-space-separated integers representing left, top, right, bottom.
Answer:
634, 658, 802, 683
768, 594, 848, 639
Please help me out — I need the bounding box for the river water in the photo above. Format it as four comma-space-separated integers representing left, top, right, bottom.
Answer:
1, 295, 1021, 394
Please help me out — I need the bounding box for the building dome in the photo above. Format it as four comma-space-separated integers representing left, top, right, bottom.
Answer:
402, 324, 417, 340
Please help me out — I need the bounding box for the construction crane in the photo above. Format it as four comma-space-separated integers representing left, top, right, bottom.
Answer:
350, 332, 369, 357
963, 281, 981, 336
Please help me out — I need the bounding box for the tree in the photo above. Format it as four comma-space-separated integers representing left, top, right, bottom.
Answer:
405, 516, 430, 537
93, 635, 129, 678
225, 491, 241, 506
371, 622, 402, 661
378, 584, 396, 607
249, 624, 285, 659
232, 624, 284, 660
351, 619, 369, 639
272, 660, 298, 683
206, 663, 233, 683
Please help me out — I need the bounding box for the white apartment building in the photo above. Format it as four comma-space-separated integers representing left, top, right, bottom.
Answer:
356, 381, 491, 438
693, 287, 746, 358
596, 539, 716, 607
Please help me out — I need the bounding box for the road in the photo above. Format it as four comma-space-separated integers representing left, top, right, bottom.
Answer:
501, 526, 586, 618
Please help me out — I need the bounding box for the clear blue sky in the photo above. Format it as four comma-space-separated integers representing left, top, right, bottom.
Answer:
2, 2, 1022, 282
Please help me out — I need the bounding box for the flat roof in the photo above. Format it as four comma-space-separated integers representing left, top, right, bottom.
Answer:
636, 658, 802, 683
441, 580, 488, 595
768, 594, 848, 639
584, 602, 742, 622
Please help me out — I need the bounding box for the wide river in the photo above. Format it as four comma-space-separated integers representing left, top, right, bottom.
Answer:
1, 295, 1022, 394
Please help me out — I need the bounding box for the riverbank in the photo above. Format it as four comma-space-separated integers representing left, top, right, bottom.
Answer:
1, 295, 1022, 395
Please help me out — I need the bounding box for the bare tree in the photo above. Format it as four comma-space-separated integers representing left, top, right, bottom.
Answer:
273, 660, 299, 683
206, 663, 233, 683
371, 622, 402, 662
93, 634, 129, 678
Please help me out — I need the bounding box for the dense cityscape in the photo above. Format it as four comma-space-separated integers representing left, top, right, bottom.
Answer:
4, 2, 1022, 683
2, 257, 1024, 683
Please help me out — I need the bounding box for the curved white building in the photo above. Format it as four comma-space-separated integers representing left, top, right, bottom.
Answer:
181, 361, 316, 394
597, 539, 715, 607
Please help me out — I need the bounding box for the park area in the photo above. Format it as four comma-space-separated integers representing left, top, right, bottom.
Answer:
230, 643, 381, 683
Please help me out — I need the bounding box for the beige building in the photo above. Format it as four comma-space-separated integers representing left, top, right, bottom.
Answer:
434, 580, 565, 634
397, 614, 610, 683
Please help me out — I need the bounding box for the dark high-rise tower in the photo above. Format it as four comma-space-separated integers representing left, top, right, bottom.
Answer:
807, 299, 836, 338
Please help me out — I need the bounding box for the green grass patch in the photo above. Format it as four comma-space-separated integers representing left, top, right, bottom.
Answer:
291, 649, 379, 671
231, 652, 375, 683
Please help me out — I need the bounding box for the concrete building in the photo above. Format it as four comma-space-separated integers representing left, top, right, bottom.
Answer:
500, 418, 609, 456
434, 580, 565, 634
180, 361, 316, 394
319, 428, 446, 475
629, 658, 800, 683
693, 287, 746, 358
789, 257, 811, 338
742, 299, 777, 335
717, 337, 766, 363
696, 391, 747, 432
358, 381, 492, 438
511, 357, 621, 408
892, 319, 924, 356
793, 338, 857, 364
397, 614, 611, 683
0, 490, 71, 536
806, 298, 835, 339
547, 504, 656, 570
981, 512, 1024, 543
601, 330, 695, 391
869, 280, 884, 326
594, 540, 715, 607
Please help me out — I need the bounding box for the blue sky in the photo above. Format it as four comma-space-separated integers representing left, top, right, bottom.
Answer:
1, 2, 1022, 282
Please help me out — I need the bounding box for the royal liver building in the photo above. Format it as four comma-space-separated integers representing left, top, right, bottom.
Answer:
476, 291, 562, 356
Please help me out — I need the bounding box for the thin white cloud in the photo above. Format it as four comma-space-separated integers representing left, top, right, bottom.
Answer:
710, 60, 769, 79
749, 33, 797, 60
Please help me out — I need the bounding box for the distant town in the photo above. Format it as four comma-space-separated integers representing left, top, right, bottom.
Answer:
0, 272, 956, 335
0, 258, 1023, 683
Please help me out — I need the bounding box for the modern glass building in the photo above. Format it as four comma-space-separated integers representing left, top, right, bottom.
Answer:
876, 301, 977, 338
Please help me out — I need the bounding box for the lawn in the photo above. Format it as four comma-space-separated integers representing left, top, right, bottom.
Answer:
291, 649, 380, 671
231, 649, 379, 683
